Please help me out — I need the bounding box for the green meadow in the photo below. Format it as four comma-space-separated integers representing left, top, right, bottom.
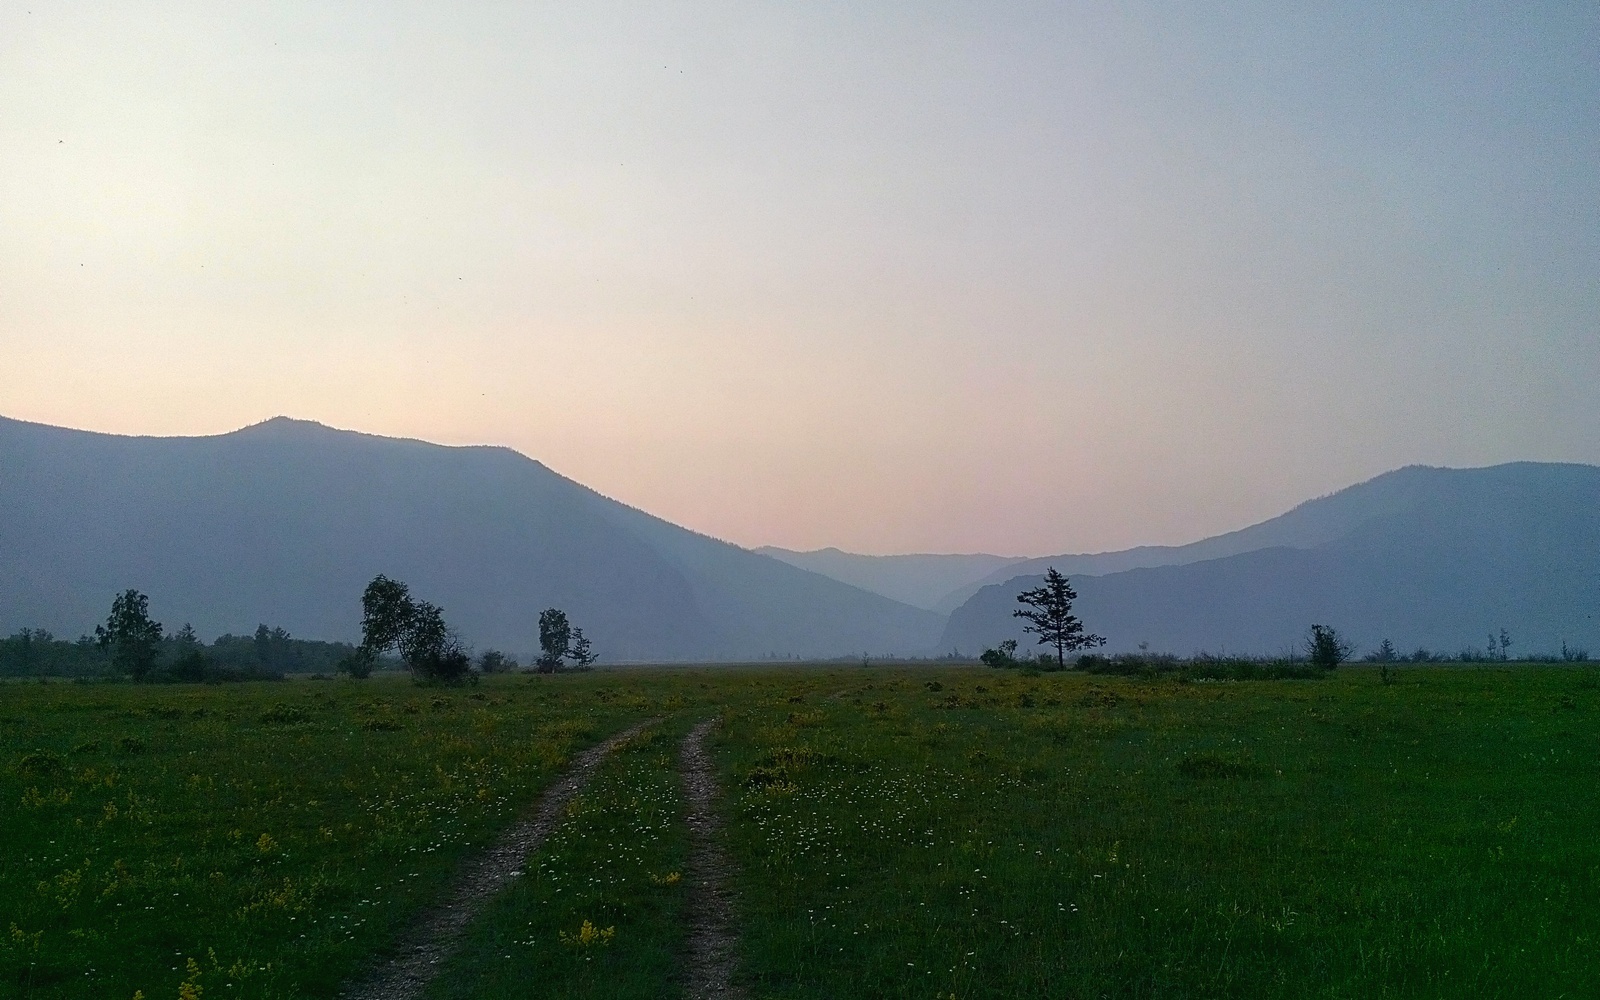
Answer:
3, 665, 1597, 998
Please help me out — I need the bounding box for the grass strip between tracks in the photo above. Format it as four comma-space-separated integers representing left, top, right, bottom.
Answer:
424, 719, 694, 1000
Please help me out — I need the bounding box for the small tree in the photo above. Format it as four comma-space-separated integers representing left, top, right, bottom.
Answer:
96, 589, 164, 681
568, 629, 597, 669
1305, 624, 1352, 670
538, 609, 572, 673
254, 624, 295, 674
402, 600, 471, 684
980, 639, 1019, 669
1014, 568, 1105, 670
337, 647, 375, 679
477, 649, 513, 674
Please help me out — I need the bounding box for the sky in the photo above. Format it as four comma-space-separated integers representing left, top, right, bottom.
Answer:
2, 2, 1596, 556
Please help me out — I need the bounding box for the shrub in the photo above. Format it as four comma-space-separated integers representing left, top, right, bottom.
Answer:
259, 703, 311, 725
18, 750, 66, 778
1305, 625, 1352, 670
338, 648, 375, 679
980, 639, 1020, 669
413, 646, 474, 686
477, 650, 515, 674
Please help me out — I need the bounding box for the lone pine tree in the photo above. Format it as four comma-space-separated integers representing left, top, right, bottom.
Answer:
1014, 567, 1105, 670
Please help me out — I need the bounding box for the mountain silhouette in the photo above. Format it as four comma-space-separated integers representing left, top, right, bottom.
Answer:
0, 416, 942, 661
941, 463, 1600, 657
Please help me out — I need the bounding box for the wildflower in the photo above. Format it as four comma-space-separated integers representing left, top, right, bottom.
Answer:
558, 919, 616, 948
178, 956, 202, 1000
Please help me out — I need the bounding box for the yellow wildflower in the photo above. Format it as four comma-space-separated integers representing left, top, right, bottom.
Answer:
558, 919, 616, 948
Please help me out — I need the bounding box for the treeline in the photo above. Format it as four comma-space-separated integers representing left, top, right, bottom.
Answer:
0, 622, 365, 681
981, 566, 1593, 677
347, 574, 594, 685
14, 577, 600, 686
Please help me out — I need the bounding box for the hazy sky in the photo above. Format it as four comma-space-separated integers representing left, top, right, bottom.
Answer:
3, 3, 1596, 556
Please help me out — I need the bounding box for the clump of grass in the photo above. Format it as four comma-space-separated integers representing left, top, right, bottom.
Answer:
17, 749, 66, 777
258, 703, 312, 725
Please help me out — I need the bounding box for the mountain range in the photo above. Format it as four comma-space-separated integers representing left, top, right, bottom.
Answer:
4, 414, 1595, 662
0, 416, 942, 661
938, 463, 1600, 657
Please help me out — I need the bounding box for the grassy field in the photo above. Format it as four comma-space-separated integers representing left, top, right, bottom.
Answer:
0, 676, 667, 998
3, 664, 1597, 998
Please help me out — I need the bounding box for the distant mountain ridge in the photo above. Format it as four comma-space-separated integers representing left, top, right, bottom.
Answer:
941, 462, 1600, 657
755, 547, 1026, 612
934, 467, 1451, 611
0, 415, 943, 660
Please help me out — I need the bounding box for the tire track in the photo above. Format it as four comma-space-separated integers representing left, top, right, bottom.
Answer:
680, 719, 747, 999
342, 718, 658, 1000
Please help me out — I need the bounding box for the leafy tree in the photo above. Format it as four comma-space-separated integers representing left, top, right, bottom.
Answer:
358, 575, 471, 684
361, 575, 415, 657
404, 602, 450, 663
402, 600, 471, 683
1305, 624, 1352, 670
1014, 568, 1105, 670
254, 624, 296, 673
95, 589, 164, 681
980, 638, 1020, 668
568, 629, 596, 668
478, 649, 516, 674
8, 628, 44, 674
169, 647, 209, 683
538, 608, 572, 673
337, 647, 375, 679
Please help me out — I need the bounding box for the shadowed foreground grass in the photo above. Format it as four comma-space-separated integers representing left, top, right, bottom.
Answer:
0, 675, 662, 999
3, 664, 1596, 998
717, 666, 1600, 998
